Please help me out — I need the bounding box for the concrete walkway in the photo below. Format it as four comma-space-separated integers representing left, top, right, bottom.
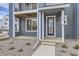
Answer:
32, 45, 55, 56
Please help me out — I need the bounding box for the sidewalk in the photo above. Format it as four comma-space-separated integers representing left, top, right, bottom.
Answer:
32, 45, 55, 56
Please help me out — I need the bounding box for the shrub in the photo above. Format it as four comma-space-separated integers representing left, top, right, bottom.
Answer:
17, 49, 23, 52
62, 44, 68, 48
74, 44, 79, 49
8, 47, 15, 50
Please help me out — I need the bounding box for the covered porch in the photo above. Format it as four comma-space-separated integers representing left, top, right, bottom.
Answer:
14, 13, 38, 39
9, 4, 70, 42
38, 9, 65, 42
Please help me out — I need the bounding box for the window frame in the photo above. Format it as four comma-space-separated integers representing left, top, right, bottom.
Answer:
25, 18, 37, 32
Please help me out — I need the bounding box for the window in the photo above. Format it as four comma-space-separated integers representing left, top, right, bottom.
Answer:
15, 24, 18, 31
25, 3, 32, 10
5, 19, 8, 21
14, 3, 20, 11
15, 18, 19, 32
5, 22, 7, 25
25, 18, 37, 32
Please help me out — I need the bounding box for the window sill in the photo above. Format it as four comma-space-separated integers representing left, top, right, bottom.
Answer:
25, 30, 37, 32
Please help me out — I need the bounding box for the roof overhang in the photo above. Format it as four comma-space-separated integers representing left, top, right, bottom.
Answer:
38, 4, 71, 11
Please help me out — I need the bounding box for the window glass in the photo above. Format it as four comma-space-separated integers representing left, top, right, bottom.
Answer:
25, 18, 37, 31
15, 18, 19, 32
27, 19, 31, 30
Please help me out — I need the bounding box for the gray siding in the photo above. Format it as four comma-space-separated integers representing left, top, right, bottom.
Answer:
9, 3, 14, 37
77, 4, 79, 39
73, 4, 77, 39
64, 4, 74, 39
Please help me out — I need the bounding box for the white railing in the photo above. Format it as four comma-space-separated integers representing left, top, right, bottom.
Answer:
32, 40, 40, 50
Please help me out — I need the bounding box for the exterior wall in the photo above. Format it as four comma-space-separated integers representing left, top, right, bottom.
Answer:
64, 4, 74, 39
10, 3, 78, 39
72, 4, 77, 39
9, 3, 14, 37
56, 16, 62, 37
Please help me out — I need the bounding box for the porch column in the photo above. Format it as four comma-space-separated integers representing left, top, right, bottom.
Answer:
37, 4, 39, 39
9, 3, 15, 38
61, 10, 65, 42
42, 12, 44, 39
38, 11, 42, 40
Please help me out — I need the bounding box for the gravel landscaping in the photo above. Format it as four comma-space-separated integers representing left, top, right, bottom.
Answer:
0, 38, 40, 56
55, 39, 79, 56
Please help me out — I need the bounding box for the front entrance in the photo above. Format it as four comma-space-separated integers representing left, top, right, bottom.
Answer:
46, 16, 56, 37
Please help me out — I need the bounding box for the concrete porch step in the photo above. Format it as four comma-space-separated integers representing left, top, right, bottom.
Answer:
41, 39, 63, 43
41, 41, 56, 46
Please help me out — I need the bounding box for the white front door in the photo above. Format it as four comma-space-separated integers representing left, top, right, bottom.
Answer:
46, 16, 56, 37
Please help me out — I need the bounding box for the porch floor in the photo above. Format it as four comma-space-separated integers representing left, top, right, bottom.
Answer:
42, 37, 63, 43
15, 36, 38, 40
16, 36, 63, 43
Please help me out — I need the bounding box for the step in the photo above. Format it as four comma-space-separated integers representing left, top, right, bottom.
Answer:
41, 42, 56, 46
41, 39, 63, 43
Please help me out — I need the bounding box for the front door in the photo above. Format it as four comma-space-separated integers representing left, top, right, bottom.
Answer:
46, 16, 56, 37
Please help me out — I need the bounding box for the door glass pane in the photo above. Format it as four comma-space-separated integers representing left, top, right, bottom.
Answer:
47, 17, 54, 36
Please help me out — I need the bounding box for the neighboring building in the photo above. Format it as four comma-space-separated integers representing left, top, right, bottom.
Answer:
0, 15, 19, 33
9, 3, 78, 41
0, 15, 9, 31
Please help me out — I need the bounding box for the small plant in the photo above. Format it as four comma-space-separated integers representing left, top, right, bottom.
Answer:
26, 43, 31, 46
74, 44, 79, 49
9, 42, 14, 44
8, 47, 15, 50
17, 49, 23, 52
62, 44, 68, 48
70, 53, 78, 56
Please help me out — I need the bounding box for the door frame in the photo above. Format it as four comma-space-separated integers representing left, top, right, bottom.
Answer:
46, 16, 56, 37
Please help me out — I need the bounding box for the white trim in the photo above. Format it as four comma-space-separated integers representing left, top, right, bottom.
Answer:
37, 4, 39, 39
13, 4, 15, 37
25, 17, 37, 32
38, 12, 41, 40
39, 4, 70, 11
14, 10, 37, 14
46, 16, 56, 37
42, 12, 44, 39
61, 10, 64, 42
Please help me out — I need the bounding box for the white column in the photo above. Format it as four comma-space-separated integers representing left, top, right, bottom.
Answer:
42, 12, 44, 39
37, 11, 39, 39
38, 12, 42, 40
13, 15, 15, 37
13, 4, 15, 37
61, 10, 64, 42
37, 4, 39, 39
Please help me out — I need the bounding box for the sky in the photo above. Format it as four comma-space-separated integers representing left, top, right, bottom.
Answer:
0, 3, 9, 19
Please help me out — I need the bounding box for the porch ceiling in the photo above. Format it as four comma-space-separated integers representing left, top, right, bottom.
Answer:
44, 8, 62, 15
15, 13, 37, 18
